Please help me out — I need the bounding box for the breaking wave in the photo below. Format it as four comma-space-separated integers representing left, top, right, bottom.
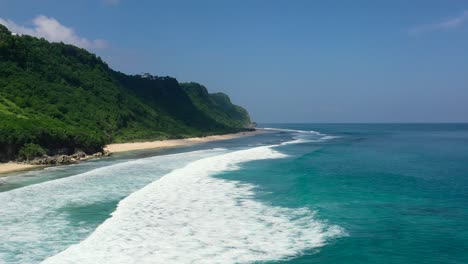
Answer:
44, 143, 344, 264
262, 127, 324, 135
0, 149, 226, 264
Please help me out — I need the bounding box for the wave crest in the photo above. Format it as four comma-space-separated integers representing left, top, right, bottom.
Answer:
262, 127, 324, 135
44, 144, 344, 264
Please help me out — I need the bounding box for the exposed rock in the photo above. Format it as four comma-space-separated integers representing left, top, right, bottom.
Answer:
29, 157, 47, 165
24, 150, 109, 166
29, 155, 72, 165
71, 151, 87, 160
56, 155, 72, 164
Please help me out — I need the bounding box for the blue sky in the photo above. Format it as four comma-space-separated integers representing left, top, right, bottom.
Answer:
1, 0, 468, 122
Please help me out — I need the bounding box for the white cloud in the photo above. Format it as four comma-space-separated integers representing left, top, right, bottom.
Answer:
409, 11, 468, 35
0, 15, 107, 49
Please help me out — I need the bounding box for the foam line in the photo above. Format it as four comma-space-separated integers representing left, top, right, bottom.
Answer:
44, 144, 344, 264
262, 127, 324, 135
0, 149, 225, 264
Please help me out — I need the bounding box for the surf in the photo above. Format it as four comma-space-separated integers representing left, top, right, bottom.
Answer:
44, 143, 344, 264
262, 127, 325, 135
0, 148, 226, 264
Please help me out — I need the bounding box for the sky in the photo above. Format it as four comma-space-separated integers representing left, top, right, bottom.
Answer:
1, 0, 467, 123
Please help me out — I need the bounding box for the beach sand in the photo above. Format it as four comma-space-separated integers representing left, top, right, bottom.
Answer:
0, 162, 44, 175
104, 130, 262, 153
0, 130, 262, 175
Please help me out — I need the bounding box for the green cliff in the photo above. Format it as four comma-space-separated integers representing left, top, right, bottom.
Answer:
0, 24, 251, 161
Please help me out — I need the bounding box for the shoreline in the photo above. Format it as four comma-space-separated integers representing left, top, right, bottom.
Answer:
0, 130, 262, 176
104, 130, 262, 153
0, 162, 45, 176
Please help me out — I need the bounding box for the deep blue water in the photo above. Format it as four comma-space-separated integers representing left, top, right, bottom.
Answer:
1, 124, 467, 263
246, 124, 468, 263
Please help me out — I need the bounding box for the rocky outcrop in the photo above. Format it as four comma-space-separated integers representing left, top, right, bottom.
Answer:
71, 151, 87, 159
26, 150, 112, 165
29, 155, 72, 165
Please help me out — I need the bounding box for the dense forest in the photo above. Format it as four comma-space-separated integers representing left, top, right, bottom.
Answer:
0, 24, 251, 161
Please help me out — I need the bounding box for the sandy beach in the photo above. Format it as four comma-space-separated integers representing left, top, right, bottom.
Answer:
0, 130, 262, 175
104, 130, 262, 153
0, 162, 44, 175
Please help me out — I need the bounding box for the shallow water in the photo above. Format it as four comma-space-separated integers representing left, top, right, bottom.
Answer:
1, 124, 467, 263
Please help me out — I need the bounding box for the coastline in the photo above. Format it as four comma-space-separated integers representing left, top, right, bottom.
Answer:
0, 162, 45, 175
104, 130, 262, 153
0, 130, 262, 176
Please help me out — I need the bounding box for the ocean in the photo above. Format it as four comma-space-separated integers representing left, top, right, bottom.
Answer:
0, 124, 467, 263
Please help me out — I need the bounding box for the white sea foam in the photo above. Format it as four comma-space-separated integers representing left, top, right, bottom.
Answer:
320, 135, 341, 140
262, 127, 324, 135
0, 149, 225, 264
280, 135, 341, 146
43, 144, 344, 264
280, 138, 311, 145
303, 135, 343, 143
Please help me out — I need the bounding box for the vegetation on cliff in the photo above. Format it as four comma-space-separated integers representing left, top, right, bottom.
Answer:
0, 24, 251, 161
181, 82, 251, 128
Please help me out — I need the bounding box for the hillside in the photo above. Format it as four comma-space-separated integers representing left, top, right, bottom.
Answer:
181, 82, 251, 128
0, 24, 251, 161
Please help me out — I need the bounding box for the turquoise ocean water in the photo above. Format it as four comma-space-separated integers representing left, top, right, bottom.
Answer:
0, 124, 467, 263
